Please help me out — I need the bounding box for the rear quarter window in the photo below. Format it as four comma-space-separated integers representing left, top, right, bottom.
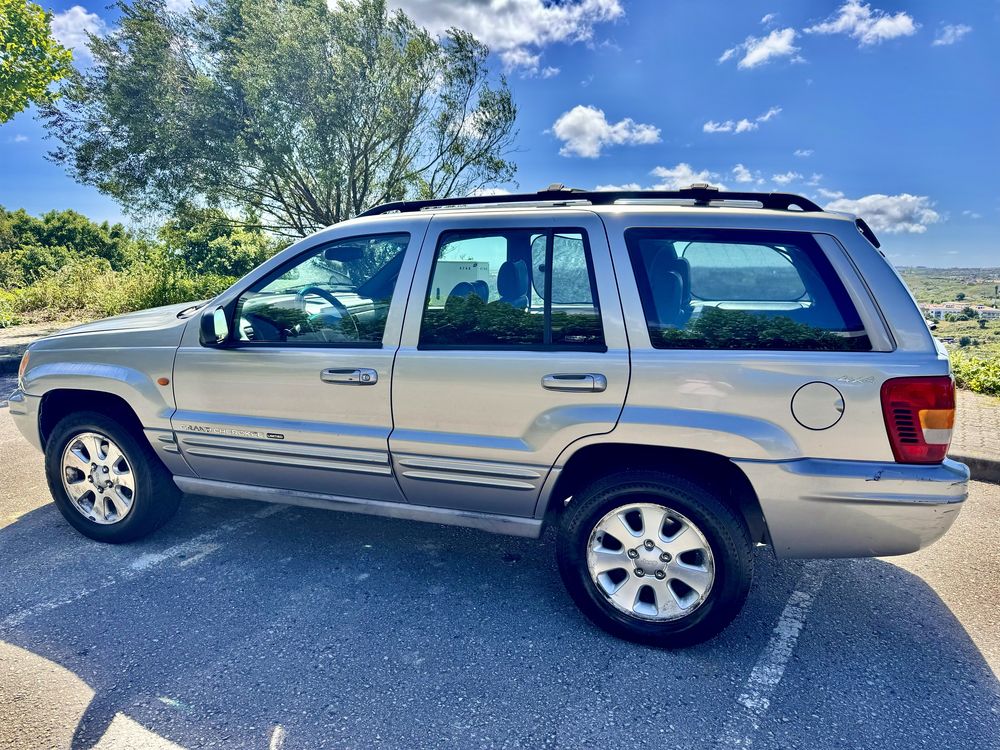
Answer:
624, 228, 871, 352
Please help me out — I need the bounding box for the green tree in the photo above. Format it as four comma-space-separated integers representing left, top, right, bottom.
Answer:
956, 292, 966, 301
0, 0, 72, 122
158, 204, 281, 276
42, 0, 517, 236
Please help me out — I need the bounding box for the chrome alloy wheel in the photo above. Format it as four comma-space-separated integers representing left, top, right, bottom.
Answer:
60, 431, 136, 525
586, 503, 715, 621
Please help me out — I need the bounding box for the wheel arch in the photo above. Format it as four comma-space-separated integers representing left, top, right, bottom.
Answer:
542, 443, 771, 546
39, 389, 146, 450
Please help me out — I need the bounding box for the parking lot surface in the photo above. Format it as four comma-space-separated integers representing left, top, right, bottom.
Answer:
1, 401, 998, 749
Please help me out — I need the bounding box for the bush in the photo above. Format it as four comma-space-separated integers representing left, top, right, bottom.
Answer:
10, 256, 235, 319
952, 351, 1000, 397
0, 290, 22, 328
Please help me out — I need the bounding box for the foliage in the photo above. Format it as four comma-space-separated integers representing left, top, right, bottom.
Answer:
42, 0, 517, 236
8, 254, 233, 319
952, 351, 1000, 397
158, 204, 280, 276
0, 0, 72, 122
0, 206, 134, 285
420, 294, 604, 347
0, 204, 279, 324
655, 307, 869, 351
898, 267, 1000, 306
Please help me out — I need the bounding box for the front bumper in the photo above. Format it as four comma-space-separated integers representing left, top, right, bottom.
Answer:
7, 389, 43, 452
735, 457, 969, 558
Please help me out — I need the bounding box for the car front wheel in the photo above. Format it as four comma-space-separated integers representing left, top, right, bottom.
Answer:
557, 470, 753, 647
44, 410, 181, 543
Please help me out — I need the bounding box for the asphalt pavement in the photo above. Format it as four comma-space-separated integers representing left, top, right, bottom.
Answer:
1, 402, 998, 749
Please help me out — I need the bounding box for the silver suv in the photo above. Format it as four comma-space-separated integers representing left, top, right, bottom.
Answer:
10, 186, 969, 646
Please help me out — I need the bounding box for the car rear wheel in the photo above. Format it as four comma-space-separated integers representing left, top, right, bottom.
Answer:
44, 411, 181, 543
557, 470, 753, 647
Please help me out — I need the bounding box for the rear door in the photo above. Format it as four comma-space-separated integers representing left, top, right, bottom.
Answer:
389, 210, 630, 518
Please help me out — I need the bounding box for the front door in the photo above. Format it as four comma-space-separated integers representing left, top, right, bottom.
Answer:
171, 221, 425, 500
389, 210, 630, 518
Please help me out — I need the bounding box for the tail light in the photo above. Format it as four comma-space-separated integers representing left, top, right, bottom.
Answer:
880, 376, 955, 464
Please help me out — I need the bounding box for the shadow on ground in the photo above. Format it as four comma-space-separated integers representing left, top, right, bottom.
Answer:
1, 495, 998, 749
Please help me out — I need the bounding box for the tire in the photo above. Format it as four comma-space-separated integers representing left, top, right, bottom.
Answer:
44, 410, 181, 543
557, 470, 753, 647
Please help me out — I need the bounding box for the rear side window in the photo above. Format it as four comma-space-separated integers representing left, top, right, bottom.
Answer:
419, 228, 605, 349
624, 228, 870, 351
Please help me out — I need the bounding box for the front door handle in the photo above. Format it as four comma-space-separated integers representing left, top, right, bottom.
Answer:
321, 367, 378, 385
541, 373, 607, 393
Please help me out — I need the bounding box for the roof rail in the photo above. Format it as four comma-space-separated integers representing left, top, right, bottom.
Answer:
357, 183, 824, 217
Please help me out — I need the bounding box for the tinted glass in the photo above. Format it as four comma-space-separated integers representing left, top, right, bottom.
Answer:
235, 233, 409, 345
419, 228, 604, 349
625, 228, 870, 351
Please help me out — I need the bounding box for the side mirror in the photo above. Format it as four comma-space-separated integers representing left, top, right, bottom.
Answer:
200, 306, 230, 346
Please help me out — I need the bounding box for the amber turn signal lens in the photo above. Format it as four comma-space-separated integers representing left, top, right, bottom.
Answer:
157, 377, 170, 386
918, 409, 955, 430
17, 351, 29, 381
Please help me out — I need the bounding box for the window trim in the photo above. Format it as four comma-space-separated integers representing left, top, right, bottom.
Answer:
624, 227, 871, 353
220, 231, 411, 350
416, 226, 607, 352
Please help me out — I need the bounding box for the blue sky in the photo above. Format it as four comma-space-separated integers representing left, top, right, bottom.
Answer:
1, 0, 997, 266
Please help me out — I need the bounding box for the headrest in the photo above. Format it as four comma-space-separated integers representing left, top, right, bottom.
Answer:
497, 260, 529, 298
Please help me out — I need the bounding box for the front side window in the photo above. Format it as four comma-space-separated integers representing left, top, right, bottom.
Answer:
235, 233, 409, 345
625, 228, 870, 351
419, 228, 604, 349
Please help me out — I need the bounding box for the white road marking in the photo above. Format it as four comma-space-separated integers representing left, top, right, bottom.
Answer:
0, 504, 286, 632
716, 561, 828, 749
177, 543, 222, 567
269, 725, 287, 750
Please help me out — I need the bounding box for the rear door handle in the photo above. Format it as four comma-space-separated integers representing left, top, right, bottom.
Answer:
321, 368, 378, 385
541, 373, 607, 392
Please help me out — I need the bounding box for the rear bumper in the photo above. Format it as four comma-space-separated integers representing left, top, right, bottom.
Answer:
735, 457, 969, 558
7, 389, 43, 452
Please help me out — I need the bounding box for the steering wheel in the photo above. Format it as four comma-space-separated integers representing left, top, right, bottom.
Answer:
295, 285, 360, 340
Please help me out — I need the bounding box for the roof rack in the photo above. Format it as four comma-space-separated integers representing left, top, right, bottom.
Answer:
357, 183, 824, 217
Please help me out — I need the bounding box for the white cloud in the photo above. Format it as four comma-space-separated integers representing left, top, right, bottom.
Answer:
597, 163, 727, 191
806, 173, 823, 185
933, 24, 972, 47
962, 210, 982, 219
551, 105, 660, 158
720, 27, 800, 69
703, 120, 733, 134
761, 13, 778, 26
824, 193, 941, 234
594, 182, 642, 191
703, 106, 781, 135
732, 164, 754, 183
772, 171, 802, 185
8, 135, 29, 144
651, 164, 724, 190
540, 66, 560, 78
50, 5, 108, 60
817, 188, 844, 199
805, 1, 918, 46
794, 148, 814, 157
165, 0, 194, 11
499, 48, 541, 74
391, 0, 623, 72
757, 106, 782, 122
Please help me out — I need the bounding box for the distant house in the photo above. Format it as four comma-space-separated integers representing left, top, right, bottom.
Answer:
920, 302, 1000, 320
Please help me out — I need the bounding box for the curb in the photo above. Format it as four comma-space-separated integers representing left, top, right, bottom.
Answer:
950, 454, 1000, 486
